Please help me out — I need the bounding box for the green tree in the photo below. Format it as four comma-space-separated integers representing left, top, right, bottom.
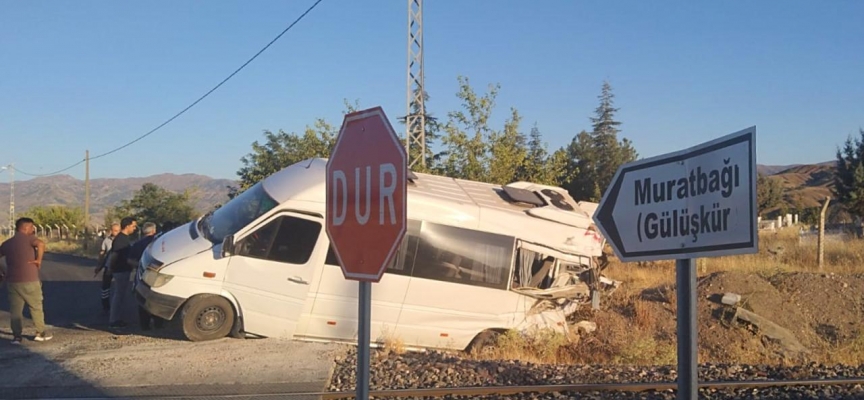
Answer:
564, 81, 638, 201
834, 129, 864, 219
756, 174, 785, 216
546, 148, 571, 187
589, 81, 638, 198
108, 183, 198, 229
343, 98, 361, 114
487, 108, 527, 185
519, 124, 547, 182
563, 130, 597, 201
229, 118, 338, 198
439, 76, 498, 181
516, 124, 567, 186
26, 205, 85, 233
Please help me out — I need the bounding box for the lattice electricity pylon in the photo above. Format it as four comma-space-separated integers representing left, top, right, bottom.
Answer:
405, 0, 426, 169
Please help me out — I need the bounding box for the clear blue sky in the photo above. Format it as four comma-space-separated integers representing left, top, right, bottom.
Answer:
1, 0, 862, 181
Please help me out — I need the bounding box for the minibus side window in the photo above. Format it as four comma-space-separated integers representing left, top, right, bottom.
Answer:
237, 218, 280, 259
410, 222, 514, 290
237, 216, 321, 265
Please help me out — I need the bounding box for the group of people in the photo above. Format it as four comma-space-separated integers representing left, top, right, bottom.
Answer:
95, 217, 173, 330
0, 216, 173, 344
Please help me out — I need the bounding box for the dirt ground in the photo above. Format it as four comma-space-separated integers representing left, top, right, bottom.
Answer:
599, 270, 864, 366
0, 322, 342, 391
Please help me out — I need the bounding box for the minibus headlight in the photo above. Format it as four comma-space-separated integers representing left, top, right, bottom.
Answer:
143, 269, 173, 288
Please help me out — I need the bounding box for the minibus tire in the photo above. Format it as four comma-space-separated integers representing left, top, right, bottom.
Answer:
180, 295, 235, 342
464, 329, 504, 354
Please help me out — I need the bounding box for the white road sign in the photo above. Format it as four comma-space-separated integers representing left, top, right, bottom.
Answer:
593, 127, 758, 262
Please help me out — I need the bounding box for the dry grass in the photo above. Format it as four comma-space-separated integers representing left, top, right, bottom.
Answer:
377, 326, 407, 355
44, 239, 101, 259
816, 334, 864, 366
559, 308, 676, 365
591, 226, 864, 367
702, 227, 864, 276
604, 227, 864, 288
633, 297, 655, 330
474, 328, 577, 365
1, 234, 101, 260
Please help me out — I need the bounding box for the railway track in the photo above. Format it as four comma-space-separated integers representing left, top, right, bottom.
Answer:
318, 378, 864, 399
59, 377, 864, 399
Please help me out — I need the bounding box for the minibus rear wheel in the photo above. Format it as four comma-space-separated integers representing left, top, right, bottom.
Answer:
180, 295, 235, 342
464, 329, 505, 355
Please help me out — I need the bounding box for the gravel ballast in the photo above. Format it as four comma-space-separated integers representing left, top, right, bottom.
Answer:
328, 348, 864, 399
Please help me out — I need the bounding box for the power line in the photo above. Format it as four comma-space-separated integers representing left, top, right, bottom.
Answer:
12, 0, 325, 178
13, 160, 86, 177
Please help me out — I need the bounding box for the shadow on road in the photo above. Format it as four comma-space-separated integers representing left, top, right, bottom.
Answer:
0, 338, 111, 399
0, 253, 336, 399
0, 253, 173, 398
0, 254, 114, 398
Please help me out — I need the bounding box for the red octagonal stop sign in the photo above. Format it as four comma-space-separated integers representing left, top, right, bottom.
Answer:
326, 106, 407, 282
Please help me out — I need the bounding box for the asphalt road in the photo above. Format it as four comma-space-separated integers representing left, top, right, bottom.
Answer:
0, 253, 341, 399
0, 252, 138, 332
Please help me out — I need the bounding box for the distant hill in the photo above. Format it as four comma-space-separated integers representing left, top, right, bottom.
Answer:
0, 173, 235, 226
757, 164, 803, 176
767, 161, 836, 213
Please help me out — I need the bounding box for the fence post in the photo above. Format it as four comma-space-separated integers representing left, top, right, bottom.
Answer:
818, 196, 831, 269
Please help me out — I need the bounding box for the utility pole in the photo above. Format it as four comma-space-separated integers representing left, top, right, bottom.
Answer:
84, 150, 90, 248
405, 0, 426, 169
10, 165, 13, 234
2, 164, 14, 234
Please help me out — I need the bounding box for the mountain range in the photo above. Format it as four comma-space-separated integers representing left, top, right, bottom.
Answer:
0, 173, 235, 226
0, 161, 837, 226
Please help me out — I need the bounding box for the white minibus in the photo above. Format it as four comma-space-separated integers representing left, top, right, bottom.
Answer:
135, 158, 617, 351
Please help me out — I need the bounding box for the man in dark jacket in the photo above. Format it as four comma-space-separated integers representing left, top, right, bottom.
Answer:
107, 217, 137, 329
129, 222, 163, 330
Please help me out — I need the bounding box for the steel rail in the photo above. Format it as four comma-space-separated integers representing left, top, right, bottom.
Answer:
318, 378, 864, 399
56, 378, 864, 399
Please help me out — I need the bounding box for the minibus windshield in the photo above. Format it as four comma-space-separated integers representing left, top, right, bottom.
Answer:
198, 183, 278, 244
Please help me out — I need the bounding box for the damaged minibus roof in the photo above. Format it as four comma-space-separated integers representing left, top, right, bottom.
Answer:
262, 158, 605, 258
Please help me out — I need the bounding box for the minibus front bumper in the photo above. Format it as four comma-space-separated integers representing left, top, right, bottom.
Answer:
135, 282, 185, 321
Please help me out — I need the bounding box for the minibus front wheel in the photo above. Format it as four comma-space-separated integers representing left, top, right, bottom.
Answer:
180, 294, 236, 342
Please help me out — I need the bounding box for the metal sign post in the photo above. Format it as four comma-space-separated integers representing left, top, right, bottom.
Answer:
357, 281, 371, 399
676, 258, 697, 399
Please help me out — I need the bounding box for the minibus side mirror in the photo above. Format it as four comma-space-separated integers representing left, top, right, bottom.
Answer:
222, 234, 235, 258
